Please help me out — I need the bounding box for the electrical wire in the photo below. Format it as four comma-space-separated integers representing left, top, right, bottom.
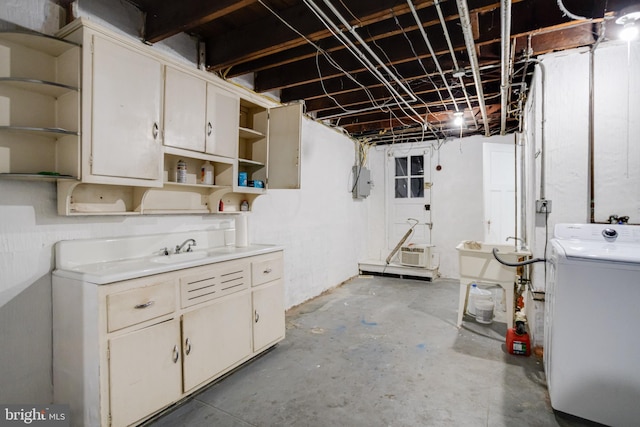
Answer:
259, 0, 424, 134
391, 11, 447, 111
304, 0, 426, 127
556, 0, 592, 21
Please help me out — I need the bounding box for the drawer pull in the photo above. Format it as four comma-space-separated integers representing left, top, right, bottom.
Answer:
254, 310, 260, 323
185, 338, 192, 355
263, 267, 272, 274
134, 301, 155, 309
172, 345, 179, 363
207, 121, 213, 136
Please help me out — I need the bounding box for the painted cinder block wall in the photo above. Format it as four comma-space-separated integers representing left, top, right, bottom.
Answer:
0, 0, 366, 404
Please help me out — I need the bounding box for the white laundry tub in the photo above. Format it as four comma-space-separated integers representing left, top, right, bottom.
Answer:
456, 241, 530, 283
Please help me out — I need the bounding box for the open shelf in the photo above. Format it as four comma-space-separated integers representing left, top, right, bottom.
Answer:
0, 126, 79, 137
0, 32, 79, 57
238, 158, 265, 167
0, 77, 78, 97
0, 172, 77, 181
239, 126, 265, 140
0, 31, 80, 178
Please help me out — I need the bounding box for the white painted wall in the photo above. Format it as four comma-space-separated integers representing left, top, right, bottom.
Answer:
365, 134, 514, 279
524, 39, 640, 293
251, 120, 366, 308
0, 0, 362, 404
522, 40, 639, 346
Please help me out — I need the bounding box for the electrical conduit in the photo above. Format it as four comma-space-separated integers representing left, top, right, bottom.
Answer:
455, 0, 490, 136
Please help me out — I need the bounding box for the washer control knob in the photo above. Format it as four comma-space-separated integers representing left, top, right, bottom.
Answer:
602, 228, 618, 241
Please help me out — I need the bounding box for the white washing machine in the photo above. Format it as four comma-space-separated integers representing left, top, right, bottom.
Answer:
545, 223, 640, 426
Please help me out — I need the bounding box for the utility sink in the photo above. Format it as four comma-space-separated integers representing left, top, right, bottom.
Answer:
151, 251, 208, 264
456, 241, 531, 283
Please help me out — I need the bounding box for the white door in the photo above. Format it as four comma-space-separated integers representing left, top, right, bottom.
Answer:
386, 147, 431, 258
483, 142, 515, 243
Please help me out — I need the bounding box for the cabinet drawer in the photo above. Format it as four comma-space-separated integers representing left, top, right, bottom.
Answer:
251, 252, 283, 287
180, 259, 250, 308
107, 280, 175, 332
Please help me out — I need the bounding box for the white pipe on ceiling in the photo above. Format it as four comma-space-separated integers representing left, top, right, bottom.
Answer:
406, 0, 459, 112
455, 0, 490, 136
500, 0, 512, 134
304, 0, 426, 126
433, 0, 477, 128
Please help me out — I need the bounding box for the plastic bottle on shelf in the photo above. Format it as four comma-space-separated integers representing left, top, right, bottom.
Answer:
176, 160, 187, 183
200, 161, 214, 185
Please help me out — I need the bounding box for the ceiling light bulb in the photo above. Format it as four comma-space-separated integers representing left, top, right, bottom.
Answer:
453, 111, 464, 127
616, 6, 640, 41
620, 22, 639, 41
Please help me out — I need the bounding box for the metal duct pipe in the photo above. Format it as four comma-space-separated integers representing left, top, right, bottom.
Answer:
500, 0, 512, 135
455, 0, 490, 136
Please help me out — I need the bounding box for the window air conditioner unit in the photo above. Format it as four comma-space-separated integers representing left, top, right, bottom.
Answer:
399, 244, 432, 268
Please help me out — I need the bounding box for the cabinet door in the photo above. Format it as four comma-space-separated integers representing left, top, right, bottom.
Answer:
252, 279, 285, 352
109, 319, 182, 427
267, 103, 302, 189
205, 83, 239, 158
91, 35, 162, 181
164, 67, 206, 152
181, 292, 252, 391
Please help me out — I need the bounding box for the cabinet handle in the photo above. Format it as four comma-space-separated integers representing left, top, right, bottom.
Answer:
254, 310, 260, 323
172, 345, 179, 363
152, 122, 159, 139
185, 338, 192, 355
263, 267, 272, 274
207, 121, 212, 136
134, 300, 155, 309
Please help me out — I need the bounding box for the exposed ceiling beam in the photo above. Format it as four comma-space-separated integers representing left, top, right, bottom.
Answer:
143, 0, 258, 43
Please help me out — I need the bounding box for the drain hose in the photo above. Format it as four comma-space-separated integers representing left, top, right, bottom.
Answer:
492, 248, 546, 267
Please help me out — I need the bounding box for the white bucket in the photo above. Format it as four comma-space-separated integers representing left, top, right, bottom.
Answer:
475, 299, 494, 324
468, 288, 492, 316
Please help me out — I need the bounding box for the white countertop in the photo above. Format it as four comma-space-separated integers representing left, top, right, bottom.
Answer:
53, 229, 283, 285
53, 244, 283, 285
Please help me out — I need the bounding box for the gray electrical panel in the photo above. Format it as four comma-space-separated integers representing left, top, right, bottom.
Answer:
352, 166, 372, 199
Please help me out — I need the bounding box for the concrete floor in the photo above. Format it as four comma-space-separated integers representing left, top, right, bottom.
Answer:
146, 276, 601, 427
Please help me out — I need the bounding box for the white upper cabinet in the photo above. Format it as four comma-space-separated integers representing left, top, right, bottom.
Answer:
164, 66, 206, 152
205, 83, 239, 158
235, 100, 302, 193
89, 35, 163, 184
164, 67, 238, 159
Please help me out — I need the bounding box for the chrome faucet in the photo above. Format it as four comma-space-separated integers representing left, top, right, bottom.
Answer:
175, 238, 196, 254
506, 236, 525, 250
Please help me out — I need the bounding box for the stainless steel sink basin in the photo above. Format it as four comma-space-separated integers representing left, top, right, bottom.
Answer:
151, 251, 208, 264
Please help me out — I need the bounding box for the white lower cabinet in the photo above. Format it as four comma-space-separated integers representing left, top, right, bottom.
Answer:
251, 252, 286, 352
252, 279, 285, 352
108, 319, 182, 427
53, 250, 284, 427
182, 292, 252, 391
